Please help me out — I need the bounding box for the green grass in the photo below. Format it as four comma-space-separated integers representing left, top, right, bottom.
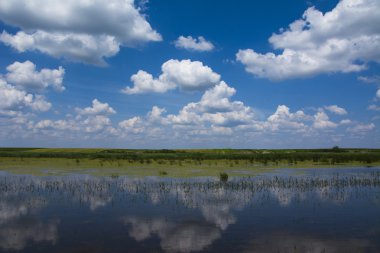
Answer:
0, 148, 379, 177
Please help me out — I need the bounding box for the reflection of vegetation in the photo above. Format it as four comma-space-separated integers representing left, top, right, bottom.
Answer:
1, 171, 379, 209
2, 170, 379, 252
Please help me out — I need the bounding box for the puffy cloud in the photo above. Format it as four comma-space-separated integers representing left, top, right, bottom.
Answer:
32, 98, 117, 136
119, 116, 144, 134
122, 70, 174, 94
347, 123, 375, 133
5, 60, 65, 92
34, 115, 113, 135
377, 89, 380, 99
0, 60, 68, 116
265, 105, 310, 131
340, 119, 352, 125
0, 79, 51, 112
75, 99, 116, 115
236, 0, 380, 80
313, 111, 338, 129
123, 59, 221, 94
174, 36, 214, 52
167, 82, 255, 127
324, 105, 348, 115
0, 31, 120, 65
0, 0, 161, 65
160, 60, 221, 90
35, 119, 79, 131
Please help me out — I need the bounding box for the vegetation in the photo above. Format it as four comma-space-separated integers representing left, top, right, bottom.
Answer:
0, 148, 379, 177
219, 172, 228, 182
0, 147, 379, 163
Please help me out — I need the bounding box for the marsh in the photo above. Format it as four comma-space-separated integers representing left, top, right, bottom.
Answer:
0, 167, 380, 252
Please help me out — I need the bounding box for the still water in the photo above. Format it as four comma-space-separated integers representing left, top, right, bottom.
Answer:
0, 167, 380, 253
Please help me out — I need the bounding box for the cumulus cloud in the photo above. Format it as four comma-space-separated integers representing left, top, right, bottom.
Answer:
0, 60, 67, 114
324, 105, 348, 115
75, 99, 116, 115
32, 98, 118, 137
1, 31, 120, 66
236, 0, 380, 80
377, 89, 380, 99
264, 105, 310, 131
0, 0, 162, 65
5, 60, 65, 92
2, 82, 376, 146
167, 81, 255, 127
122, 59, 221, 94
0, 79, 51, 112
174, 36, 214, 52
313, 111, 338, 129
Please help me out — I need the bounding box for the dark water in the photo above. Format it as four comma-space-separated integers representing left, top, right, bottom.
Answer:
1, 168, 380, 253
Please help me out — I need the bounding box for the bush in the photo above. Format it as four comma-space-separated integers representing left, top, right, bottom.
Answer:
158, 170, 168, 176
219, 172, 228, 182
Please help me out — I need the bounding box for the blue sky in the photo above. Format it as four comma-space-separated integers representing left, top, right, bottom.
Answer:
0, 0, 379, 148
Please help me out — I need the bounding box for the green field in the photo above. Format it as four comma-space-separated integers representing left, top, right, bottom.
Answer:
0, 147, 379, 177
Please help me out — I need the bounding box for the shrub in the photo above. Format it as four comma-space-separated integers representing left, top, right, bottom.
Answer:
219, 172, 228, 182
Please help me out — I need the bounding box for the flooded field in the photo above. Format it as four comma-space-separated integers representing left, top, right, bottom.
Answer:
1, 167, 380, 252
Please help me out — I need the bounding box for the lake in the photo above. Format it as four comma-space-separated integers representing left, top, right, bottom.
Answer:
1, 167, 380, 252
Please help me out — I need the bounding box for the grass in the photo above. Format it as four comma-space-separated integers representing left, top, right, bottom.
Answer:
0, 148, 379, 177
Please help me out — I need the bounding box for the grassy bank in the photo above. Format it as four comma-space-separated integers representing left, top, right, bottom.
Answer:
0, 148, 379, 177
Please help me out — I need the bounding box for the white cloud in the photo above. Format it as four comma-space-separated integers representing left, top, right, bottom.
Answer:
236, 0, 380, 80
265, 105, 310, 131
123, 59, 221, 94
0, 60, 66, 114
368, 105, 380, 111
5, 60, 65, 92
174, 36, 214, 52
1, 31, 120, 66
0, 79, 51, 112
358, 75, 380, 84
324, 105, 347, 115
35, 115, 112, 134
0, 0, 161, 65
35, 119, 78, 131
122, 70, 174, 94
33, 98, 117, 135
347, 123, 375, 133
340, 119, 352, 125
377, 89, 380, 99
160, 60, 221, 90
313, 111, 338, 129
167, 81, 255, 127
75, 99, 116, 116
119, 116, 144, 134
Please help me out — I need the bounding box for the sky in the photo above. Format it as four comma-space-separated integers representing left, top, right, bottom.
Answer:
0, 0, 379, 148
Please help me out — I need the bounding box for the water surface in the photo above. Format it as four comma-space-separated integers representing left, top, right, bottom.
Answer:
1, 167, 380, 252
